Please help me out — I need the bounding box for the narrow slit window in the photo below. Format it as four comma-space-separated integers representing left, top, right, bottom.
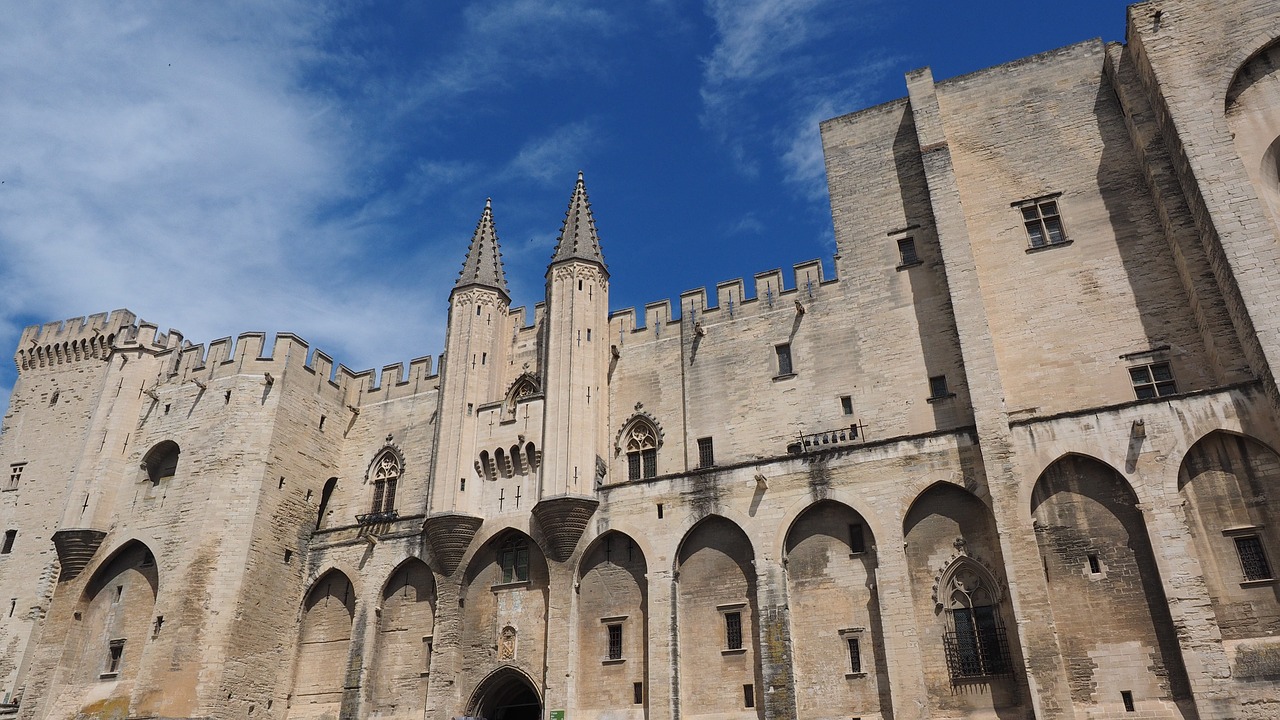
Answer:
849, 524, 866, 555
743, 684, 755, 708
697, 437, 715, 468
775, 344, 793, 376
633, 682, 643, 704
840, 396, 853, 415
1, 530, 15, 554
7, 463, 25, 491
1087, 554, 1101, 574
847, 637, 862, 673
1121, 690, 1135, 712
105, 639, 125, 676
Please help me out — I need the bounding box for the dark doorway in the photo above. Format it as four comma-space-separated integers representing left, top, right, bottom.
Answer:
470, 669, 542, 720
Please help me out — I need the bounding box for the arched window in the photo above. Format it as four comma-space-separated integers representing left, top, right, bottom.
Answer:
498, 538, 529, 584
142, 441, 181, 484
370, 450, 400, 515
624, 420, 659, 481
940, 559, 1011, 680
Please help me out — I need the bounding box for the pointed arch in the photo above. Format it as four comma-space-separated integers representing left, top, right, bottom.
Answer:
372, 558, 436, 714
1032, 454, 1193, 710
315, 477, 338, 530
576, 531, 648, 712
783, 500, 889, 715
292, 570, 355, 709
675, 514, 762, 718
1178, 430, 1280, 642
66, 540, 158, 682
466, 665, 543, 719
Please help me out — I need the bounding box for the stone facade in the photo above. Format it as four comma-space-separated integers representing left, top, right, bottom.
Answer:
3, 1, 1280, 718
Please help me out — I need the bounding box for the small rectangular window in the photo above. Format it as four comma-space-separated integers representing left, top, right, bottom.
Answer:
105, 639, 125, 676
928, 375, 950, 399
840, 396, 853, 415
607, 623, 623, 660
849, 524, 866, 555
1018, 197, 1067, 248
1087, 554, 1101, 574
847, 637, 862, 673
775, 344, 793, 376
1121, 690, 1135, 712
1234, 535, 1273, 582
743, 684, 755, 708
698, 437, 715, 469
1129, 362, 1177, 400
657, 503, 664, 519
423, 636, 433, 675
725, 611, 743, 650
633, 682, 643, 705
1, 530, 15, 554
897, 237, 919, 265
6, 463, 24, 491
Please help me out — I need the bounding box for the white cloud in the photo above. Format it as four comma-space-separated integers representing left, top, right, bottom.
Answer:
0, 1, 453, 401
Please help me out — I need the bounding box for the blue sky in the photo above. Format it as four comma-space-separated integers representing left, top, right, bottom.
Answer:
0, 0, 1130, 407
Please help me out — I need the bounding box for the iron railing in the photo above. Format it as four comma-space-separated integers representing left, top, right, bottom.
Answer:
355, 509, 399, 526
942, 625, 1013, 682
788, 423, 862, 454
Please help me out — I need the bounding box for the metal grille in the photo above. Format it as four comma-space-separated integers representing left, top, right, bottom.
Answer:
847, 637, 862, 673
725, 611, 743, 650
943, 613, 1013, 681
607, 624, 623, 660
698, 438, 715, 468
1235, 536, 1273, 581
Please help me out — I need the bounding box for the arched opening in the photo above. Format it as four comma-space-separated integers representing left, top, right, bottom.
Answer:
142, 441, 180, 484
1178, 432, 1280, 642
617, 414, 661, 481
675, 515, 763, 718
371, 559, 436, 715
576, 531, 648, 714
68, 541, 159, 683
903, 483, 1029, 715
369, 449, 401, 515
510, 445, 525, 476
291, 570, 355, 711
784, 500, 890, 717
1032, 455, 1192, 717
468, 667, 542, 720
460, 531, 549, 687
1226, 38, 1280, 234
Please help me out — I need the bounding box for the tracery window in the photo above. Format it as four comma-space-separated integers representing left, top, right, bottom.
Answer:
498, 538, 529, 584
940, 561, 1012, 681
370, 450, 400, 515
625, 421, 659, 481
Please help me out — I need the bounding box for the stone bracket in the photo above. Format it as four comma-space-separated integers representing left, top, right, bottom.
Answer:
531, 495, 600, 563
422, 512, 484, 576
51, 528, 108, 581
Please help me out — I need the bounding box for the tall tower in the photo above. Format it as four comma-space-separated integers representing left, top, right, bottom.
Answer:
424, 200, 509, 574
532, 172, 609, 562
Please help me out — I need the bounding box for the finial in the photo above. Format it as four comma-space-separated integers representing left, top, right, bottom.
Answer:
485, 197, 492, 209
577, 170, 584, 182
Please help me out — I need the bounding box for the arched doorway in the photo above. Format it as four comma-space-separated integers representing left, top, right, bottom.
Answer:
469, 667, 543, 720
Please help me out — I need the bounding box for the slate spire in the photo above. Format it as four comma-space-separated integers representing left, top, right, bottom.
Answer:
549, 171, 607, 273
455, 198, 509, 299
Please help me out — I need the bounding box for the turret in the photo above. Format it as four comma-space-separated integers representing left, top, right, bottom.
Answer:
424, 200, 510, 574
532, 172, 610, 561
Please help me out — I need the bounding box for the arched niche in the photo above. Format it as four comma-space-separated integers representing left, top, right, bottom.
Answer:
575, 531, 648, 715
371, 559, 436, 714
141, 441, 180, 484
291, 570, 355, 710
675, 515, 763, 718
67, 541, 158, 683
1178, 432, 1280, 641
315, 477, 337, 530
903, 483, 1028, 715
784, 500, 889, 718
1226, 39, 1280, 234
459, 530, 549, 684
1032, 455, 1192, 716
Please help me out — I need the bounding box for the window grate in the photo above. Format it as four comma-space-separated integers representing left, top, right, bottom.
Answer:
1235, 536, 1273, 581
697, 438, 715, 469
898, 237, 919, 265
943, 611, 1013, 681
607, 623, 623, 660
725, 611, 743, 650
847, 637, 862, 673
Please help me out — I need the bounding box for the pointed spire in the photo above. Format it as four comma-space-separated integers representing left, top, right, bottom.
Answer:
455, 198, 509, 299
549, 171, 607, 273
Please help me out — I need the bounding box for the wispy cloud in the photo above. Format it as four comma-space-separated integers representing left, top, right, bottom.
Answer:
0, 1, 452, 399
699, 0, 895, 200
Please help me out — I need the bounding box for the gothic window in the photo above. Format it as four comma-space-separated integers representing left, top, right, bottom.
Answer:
370, 450, 400, 515
625, 422, 659, 481
498, 538, 529, 584
940, 561, 1012, 681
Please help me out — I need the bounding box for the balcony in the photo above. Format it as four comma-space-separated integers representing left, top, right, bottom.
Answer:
788, 423, 862, 455
355, 509, 399, 526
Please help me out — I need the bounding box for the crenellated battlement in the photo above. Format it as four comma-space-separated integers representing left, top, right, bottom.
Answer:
609, 257, 838, 343
15, 309, 141, 372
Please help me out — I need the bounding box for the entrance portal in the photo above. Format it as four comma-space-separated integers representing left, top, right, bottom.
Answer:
468, 668, 543, 720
